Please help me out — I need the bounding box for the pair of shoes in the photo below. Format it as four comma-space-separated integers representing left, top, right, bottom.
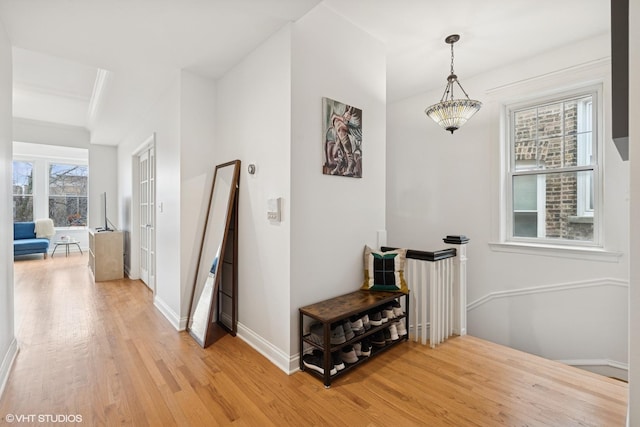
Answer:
303, 351, 337, 376
383, 306, 396, 321
361, 313, 371, 331
388, 323, 399, 341
332, 351, 345, 372
384, 328, 393, 344
349, 316, 365, 336
308, 322, 347, 345
395, 320, 408, 337
351, 339, 371, 357
342, 320, 355, 341
341, 345, 358, 364
391, 300, 404, 317
369, 311, 382, 326
360, 338, 372, 357
381, 310, 389, 324
371, 331, 386, 348
353, 341, 362, 356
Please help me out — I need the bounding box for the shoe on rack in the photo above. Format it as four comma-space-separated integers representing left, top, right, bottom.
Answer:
369, 311, 382, 326
396, 320, 408, 337
308, 323, 324, 346
330, 323, 346, 345
383, 306, 396, 320
383, 328, 392, 344
391, 300, 404, 317
349, 316, 364, 336
381, 310, 389, 324
308, 323, 346, 346
303, 351, 337, 376
361, 313, 371, 331
360, 338, 372, 356
388, 323, 399, 341
371, 331, 385, 348
331, 351, 345, 371
341, 345, 358, 364
353, 341, 362, 356
342, 320, 355, 341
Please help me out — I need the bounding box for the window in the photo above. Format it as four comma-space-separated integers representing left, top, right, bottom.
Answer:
12, 161, 34, 222
507, 88, 599, 245
48, 163, 88, 227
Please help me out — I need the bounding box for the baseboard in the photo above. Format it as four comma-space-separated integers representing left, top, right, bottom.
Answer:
467, 277, 629, 311
558, 358, 628, 381
0, 338, 19, 399
153, 296, 186, 331
236, 322, 293, 375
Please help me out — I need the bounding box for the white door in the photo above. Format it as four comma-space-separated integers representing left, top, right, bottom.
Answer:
138, 147, 155, 290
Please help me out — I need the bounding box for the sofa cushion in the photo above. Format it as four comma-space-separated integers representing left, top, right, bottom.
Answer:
14, 238, 49, 252
14, 222, 37, 240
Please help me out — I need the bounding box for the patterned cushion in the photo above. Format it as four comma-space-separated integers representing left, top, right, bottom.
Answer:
361, 246, 408, 293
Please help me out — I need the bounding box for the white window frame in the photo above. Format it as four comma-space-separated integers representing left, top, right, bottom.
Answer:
13, 154, 89, 230
504, 84, 602, 248
576, 99, 594, 217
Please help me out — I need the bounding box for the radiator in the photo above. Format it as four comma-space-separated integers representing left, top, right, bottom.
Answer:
406, 256, 455, 348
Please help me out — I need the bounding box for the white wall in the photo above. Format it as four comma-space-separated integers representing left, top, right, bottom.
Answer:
179, 71, 217, 322
88, 144, 118, 231
290, 4, 387, 355
118, 75, 182, 327
215, 5, 386, 371
13, 118, 89, 149
215, 24, 293, 366
0, 18, 17, 398
628, 0, 639, 421
387, 34, 629, 377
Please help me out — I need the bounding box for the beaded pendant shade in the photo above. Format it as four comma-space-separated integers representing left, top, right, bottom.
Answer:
425, 34, 482, 134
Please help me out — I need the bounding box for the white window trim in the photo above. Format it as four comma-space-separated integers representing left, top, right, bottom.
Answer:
503, 84, 604, 249
485, 58, 618, 261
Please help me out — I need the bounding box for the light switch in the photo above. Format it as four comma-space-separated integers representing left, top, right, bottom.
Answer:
267, 198, 281, 222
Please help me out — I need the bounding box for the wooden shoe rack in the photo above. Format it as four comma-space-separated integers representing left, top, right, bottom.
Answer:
299, 290, 409, 387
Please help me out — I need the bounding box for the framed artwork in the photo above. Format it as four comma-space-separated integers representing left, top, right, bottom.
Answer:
322, 97, 362, 178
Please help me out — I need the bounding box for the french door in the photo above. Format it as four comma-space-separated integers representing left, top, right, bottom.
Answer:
138, 146, 155, 289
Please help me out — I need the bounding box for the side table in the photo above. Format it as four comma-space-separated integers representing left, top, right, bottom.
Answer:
51, 239, 83, 257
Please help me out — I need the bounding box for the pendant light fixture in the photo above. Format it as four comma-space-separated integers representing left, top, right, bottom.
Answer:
425, 34, 482, 134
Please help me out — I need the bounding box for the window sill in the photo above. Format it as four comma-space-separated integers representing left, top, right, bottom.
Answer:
568, 215, 594, 224
488, 241, 622, 263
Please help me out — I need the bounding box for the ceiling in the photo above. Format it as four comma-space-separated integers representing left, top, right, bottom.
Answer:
0, 0, 610, 145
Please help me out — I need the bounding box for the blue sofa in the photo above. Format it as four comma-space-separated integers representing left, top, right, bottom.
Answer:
14, 222, 50, 258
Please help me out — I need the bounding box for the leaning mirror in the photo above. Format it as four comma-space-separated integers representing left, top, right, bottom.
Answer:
187, 160, 240, 347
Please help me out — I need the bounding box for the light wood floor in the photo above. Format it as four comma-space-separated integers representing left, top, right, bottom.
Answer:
1, 254, 628, 426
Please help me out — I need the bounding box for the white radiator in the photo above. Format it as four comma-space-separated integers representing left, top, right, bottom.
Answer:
406, 256, 456, 348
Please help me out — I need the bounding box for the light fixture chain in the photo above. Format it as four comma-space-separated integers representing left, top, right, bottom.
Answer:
450, 42, 455, 75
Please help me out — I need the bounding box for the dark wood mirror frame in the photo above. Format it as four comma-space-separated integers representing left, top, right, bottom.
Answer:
186, 159, 240, 347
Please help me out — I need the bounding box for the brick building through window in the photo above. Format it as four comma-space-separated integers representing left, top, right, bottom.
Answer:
509, 89, 597, 244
